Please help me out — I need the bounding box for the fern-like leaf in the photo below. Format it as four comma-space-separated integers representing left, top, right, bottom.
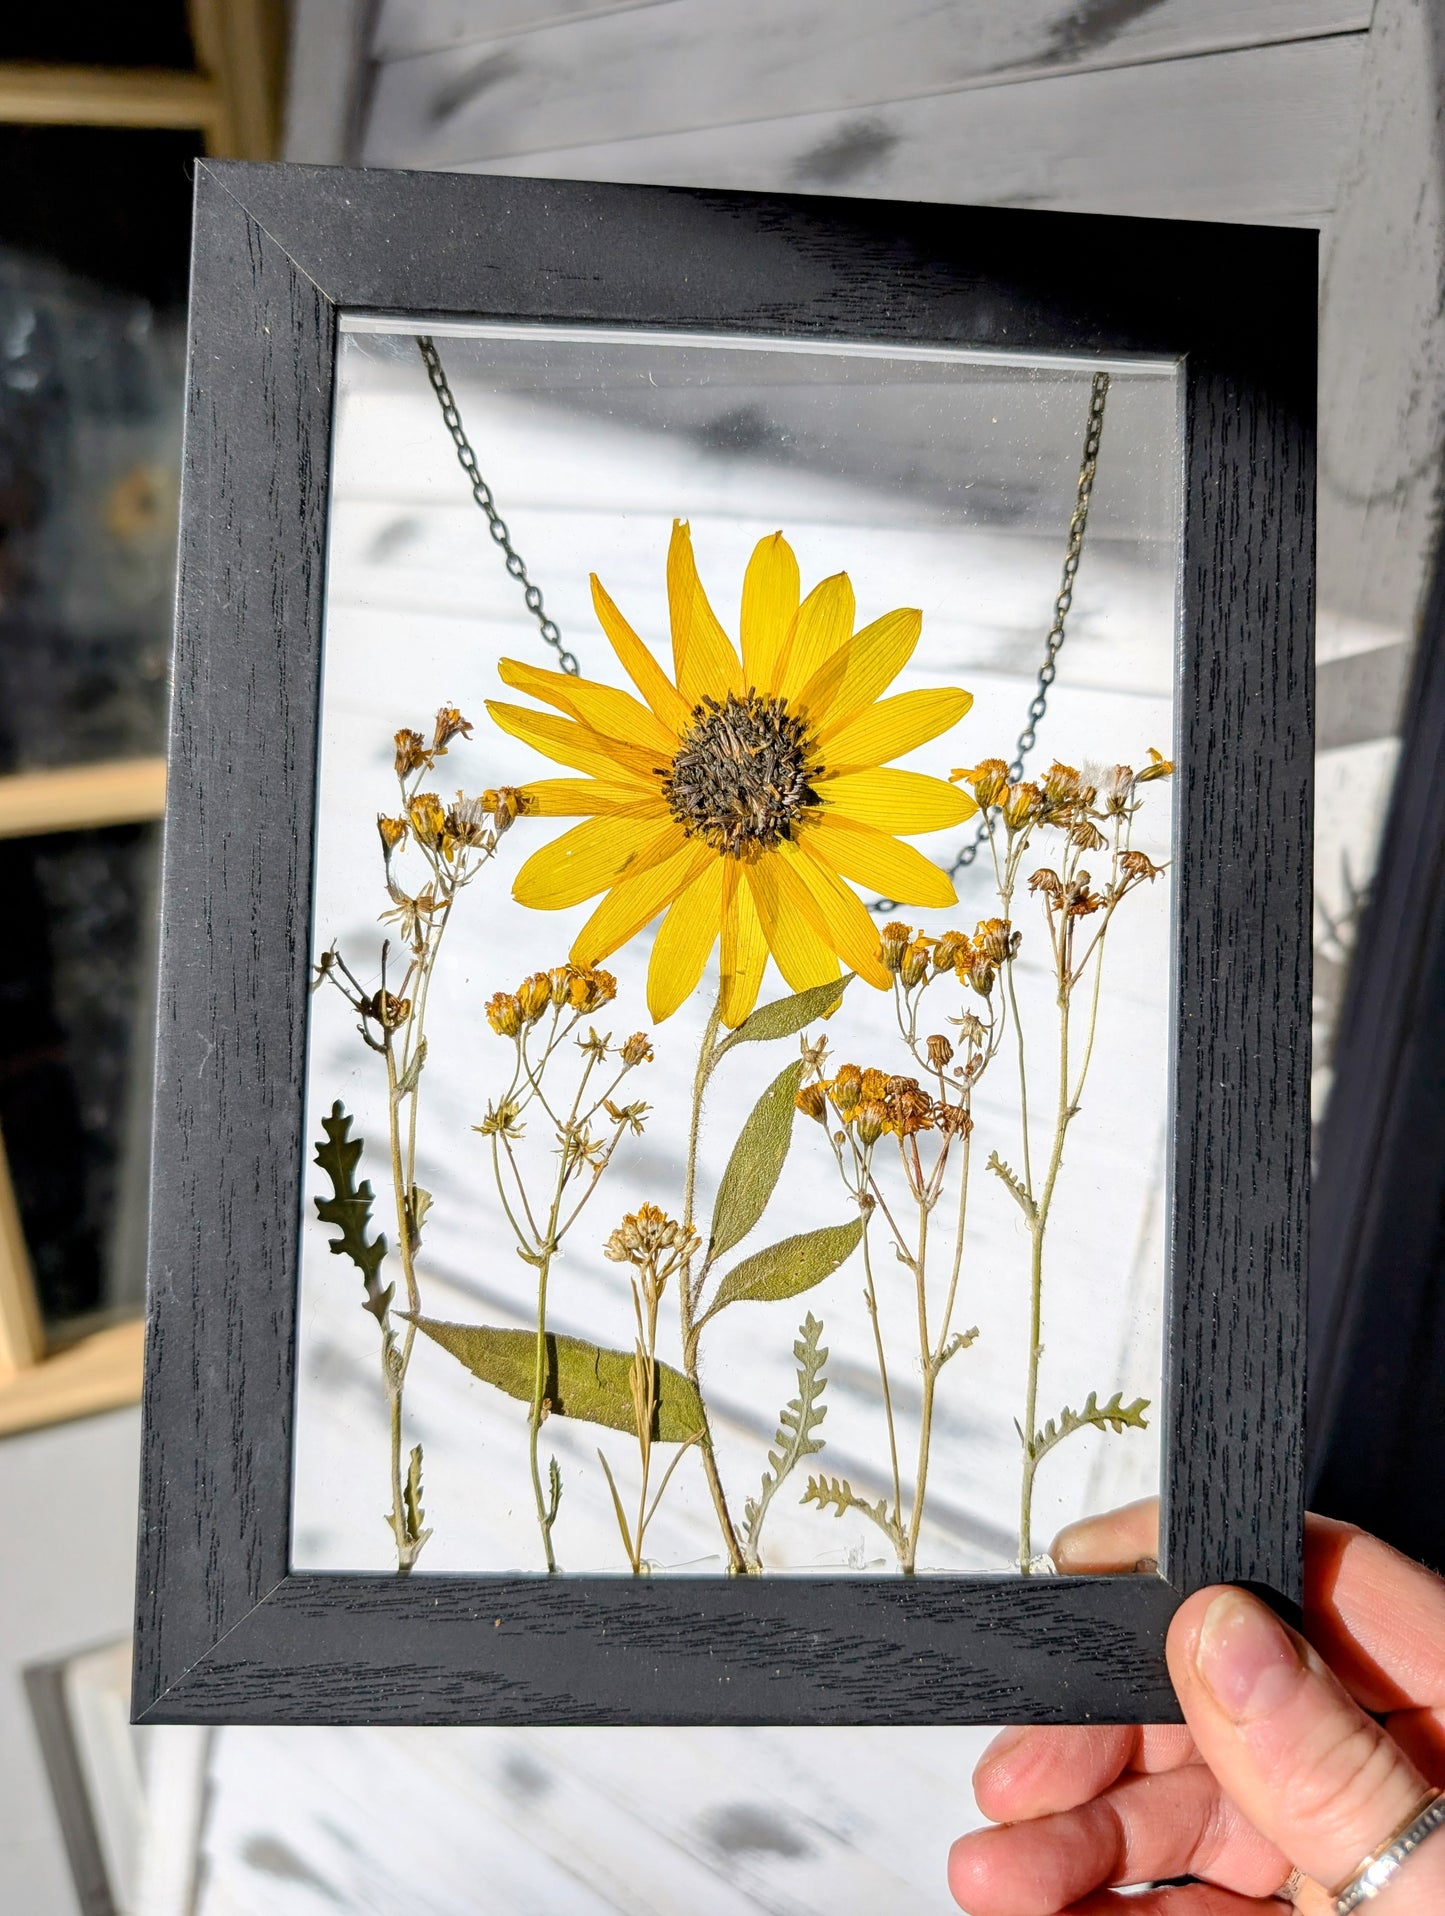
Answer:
937, 1325, 980, 1371
388, 1443, 432, 1568
742, 1314, 829, 1569
801, 1473, 899, 1545
314, 1102, 392, 1325
986, 1151, 1037, 1221
1029, 1390, 1150, 1464
546, 1455, 563, 1529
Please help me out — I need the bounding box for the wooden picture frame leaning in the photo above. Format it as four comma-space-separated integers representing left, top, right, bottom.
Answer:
132, 161, 1313, 1727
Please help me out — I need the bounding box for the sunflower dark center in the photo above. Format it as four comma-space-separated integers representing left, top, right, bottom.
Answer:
662, 691, 822, 856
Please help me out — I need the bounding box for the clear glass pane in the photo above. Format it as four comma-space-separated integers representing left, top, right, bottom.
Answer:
293, 320, 1180, 1577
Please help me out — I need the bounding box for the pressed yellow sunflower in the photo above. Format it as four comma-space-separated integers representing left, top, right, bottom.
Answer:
487, 521, 976, 1025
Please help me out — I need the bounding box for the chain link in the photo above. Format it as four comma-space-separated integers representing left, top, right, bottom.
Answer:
869, 368, 1111, 913
416, 336, 579, 675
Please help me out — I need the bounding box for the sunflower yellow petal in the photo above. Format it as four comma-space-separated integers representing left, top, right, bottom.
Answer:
822, 685, 973, 772
806, 812, 958, 907
667, 520, 742, 705
590, 575, 693, 734
519, 778, 668, 819
821, 768, 978, 834
740, 531, 800, 691
744, 853, 839, 996
487, 700, 663, 784
775, 572, 855, 700
782, 840, 891, 988
798, 607, 922, 733
498, 657, 675, 757
647, 860, 724, 1020
514, 816, 680, 911
570, 832, 712, 968
719, 860, 768, 1026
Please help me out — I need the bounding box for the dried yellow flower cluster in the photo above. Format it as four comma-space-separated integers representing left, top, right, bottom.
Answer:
878, 917, 1021, 998
797, 1064, 969, 1144
486, 965, 618, 1037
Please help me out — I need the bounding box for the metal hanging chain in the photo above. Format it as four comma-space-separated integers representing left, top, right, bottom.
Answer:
416, 335, 579, 675
869, 367, 1111, 913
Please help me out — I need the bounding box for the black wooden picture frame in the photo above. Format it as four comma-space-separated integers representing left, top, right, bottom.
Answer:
132, 161, 1313, 1727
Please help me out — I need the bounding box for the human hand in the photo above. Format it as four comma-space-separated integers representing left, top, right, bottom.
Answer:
948, 1500, 1445, 1913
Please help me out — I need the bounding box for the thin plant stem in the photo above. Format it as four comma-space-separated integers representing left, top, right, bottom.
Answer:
525, 1045, 602, 1573
859, 1218, 903, 1529
935, 1127, 973, 1362
903, 1196, 933, 1572
678, 988, 745, 1573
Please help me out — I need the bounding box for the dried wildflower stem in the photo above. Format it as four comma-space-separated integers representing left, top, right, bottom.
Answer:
315, 709, 518, 1570
970, 757, 1168, 1574
525, 1039, 601, 1572
481, 977, 651, 1570
679, 990, 746, 1573
858, 1224, 903, 1529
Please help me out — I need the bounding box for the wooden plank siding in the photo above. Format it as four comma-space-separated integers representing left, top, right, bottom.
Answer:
366, 0, 1372, 161
431, 34, 1363, 226
375, 0, 672, 62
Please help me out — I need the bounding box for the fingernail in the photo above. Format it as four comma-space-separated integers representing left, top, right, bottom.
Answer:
980, 1725, 1027, 1766
1195, 1589, 1303, 1722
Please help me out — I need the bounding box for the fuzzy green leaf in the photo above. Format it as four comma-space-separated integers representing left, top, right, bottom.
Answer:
743, 1313, 830, 1569
406, 1183, 433, 1254
1029, 1390, 1151, 1465
403, 1444, 430, 1547
313, 1102, 392, 1323
395, 1037, 427, 1098
986, 1150, 1037, 1222
723, 974, 851, 1048
709, 1059, 804, 1259
404, 1317, 705, 1443
802, 1472, 898, 1543
708, 1218, 863, 1316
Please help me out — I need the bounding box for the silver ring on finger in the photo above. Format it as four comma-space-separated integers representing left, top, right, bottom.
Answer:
1331, 1789, 1445, 1913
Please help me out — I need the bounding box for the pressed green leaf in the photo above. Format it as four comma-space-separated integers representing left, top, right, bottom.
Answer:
724, 974, 851, 1048
743, 1312, 830, 1568
404, 1317, 705, 1443
402, 1444, 430, 1549
396, 1036, 427, 1098
1029, 1390, 1151, 1464
709, 1059, 804, 1259
986, 1150, 1037, 1221
708, 1218, 863, 1315
802, 1472, 897, 1542
313, 1102, 392, 1323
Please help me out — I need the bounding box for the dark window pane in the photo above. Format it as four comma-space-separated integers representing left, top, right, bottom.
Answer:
0, 824, 158, 1325
0, 126, 200, 308
0, 2, 195, 71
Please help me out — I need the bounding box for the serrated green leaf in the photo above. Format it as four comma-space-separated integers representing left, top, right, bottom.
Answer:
404, 1317, 705, 1443
743, 1312, 830, 1569
1029, 1390, 1150, 1464
407, 1183, 433, 1253
313, 1102, 391, 1322
707, 1219, 863, 1316
396, 1036, 427, 1098
709, 1059, 804, 1259
802, 1472, 897, 1543
986, 1150, 1037, 1221
546, 1455, 563, 1528
403, 1444, 430, 1546
723, 974, 851, 1048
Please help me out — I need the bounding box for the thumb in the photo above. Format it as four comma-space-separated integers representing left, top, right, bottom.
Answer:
1169, 1586, 1445, 1909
